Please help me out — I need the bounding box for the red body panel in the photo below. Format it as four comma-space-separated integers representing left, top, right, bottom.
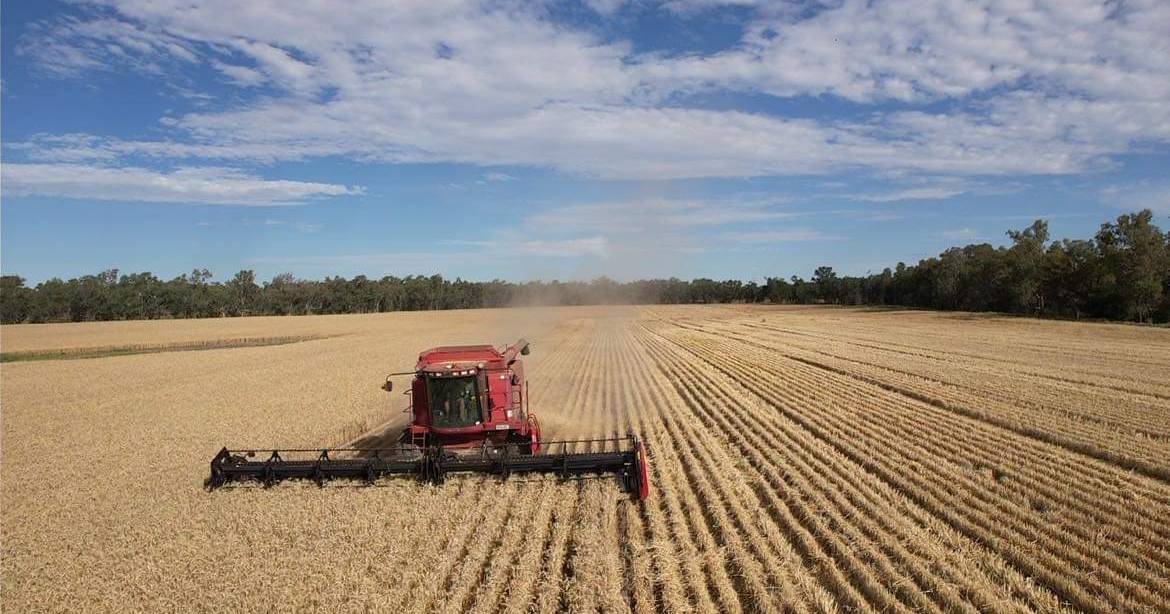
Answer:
405, 340, 536, 451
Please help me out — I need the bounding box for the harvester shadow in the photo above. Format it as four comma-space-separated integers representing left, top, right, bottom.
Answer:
346, 419, 410, 453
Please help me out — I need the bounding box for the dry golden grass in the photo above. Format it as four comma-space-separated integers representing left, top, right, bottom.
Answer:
3, 305, 1169, 612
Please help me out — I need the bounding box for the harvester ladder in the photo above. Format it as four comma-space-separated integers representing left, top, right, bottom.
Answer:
511, 380, 525, 417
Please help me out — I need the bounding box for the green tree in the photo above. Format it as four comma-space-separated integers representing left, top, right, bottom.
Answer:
115, 272, 166, 319
29, 278, 72, 322
1004, 220, 1050, 313
1042, 239, 1101, 319
0, 276, 32, 323
812, 266, 839, 303
226, 270, 260, 316
3, 210, 1167, 324
1096, 210, 1166, 321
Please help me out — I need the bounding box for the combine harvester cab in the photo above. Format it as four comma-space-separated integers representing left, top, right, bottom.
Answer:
400, 339, 542, 452
209, 339, 651, 500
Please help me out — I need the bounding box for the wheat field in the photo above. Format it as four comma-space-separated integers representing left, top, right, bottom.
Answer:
3, 305, 1169, 612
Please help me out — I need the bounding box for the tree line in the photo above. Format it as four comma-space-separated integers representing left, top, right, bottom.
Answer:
2, 209, 1167, 324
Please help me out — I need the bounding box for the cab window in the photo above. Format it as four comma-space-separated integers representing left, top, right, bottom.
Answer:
427, 376, 480, 427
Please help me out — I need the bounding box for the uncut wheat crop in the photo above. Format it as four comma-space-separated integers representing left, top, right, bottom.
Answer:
3, 305, 1170, 612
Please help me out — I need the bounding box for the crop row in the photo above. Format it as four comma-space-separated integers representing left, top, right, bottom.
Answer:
642, 316, 1170, 613
723, 310, 1170, 394
632, 323, 1065, 612
729, 317, 1170, 408
674, 315, 1170, 480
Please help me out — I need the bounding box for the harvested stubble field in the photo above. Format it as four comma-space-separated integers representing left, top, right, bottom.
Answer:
3, 305, 1170, 613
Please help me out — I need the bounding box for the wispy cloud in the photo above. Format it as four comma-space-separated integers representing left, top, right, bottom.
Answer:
849, 186, 968, 203
527, 199, 799, 234
940, 228, 981, 242
841, 176, 985, 203
0, 163, 361, 206
852, 212, 910, 222
260, 219, 324, 232
1100, 181, 1170, 213
245, 252, 466, 271
18, 15, 198, 78
720, 229, 842, 243
445, 237, 609, 258
245, 236, 609, 274
971, 213, 1094, 222
511, 197, 845, 271
11, 0, 1167, 180
211, 61, 265, 86
482, 172, 517, 182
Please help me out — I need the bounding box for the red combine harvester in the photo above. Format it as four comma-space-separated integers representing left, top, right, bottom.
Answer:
209, 339, 650, 499
397, 340, 544, 452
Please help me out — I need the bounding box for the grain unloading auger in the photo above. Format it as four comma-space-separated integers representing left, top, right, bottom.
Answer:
208, 339, 651, 500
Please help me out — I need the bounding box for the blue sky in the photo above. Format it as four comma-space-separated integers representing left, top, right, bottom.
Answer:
3, 0, 1169, 284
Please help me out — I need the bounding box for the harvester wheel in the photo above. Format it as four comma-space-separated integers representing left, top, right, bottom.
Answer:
526, 414, 542, 455
504, 433, 533, 455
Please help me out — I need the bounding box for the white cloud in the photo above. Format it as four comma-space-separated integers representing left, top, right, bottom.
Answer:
10, 0, 1170, 181
245, 252, 465, 271
446, 236, 609, 258
940, 228, 981, 242
720, 229, 841, 243
482, 172, 517, 182
853, 212, 909, 222
241, 193, 852, 277
246, 236, 609, 275
229, 39, 318, 94
850, 185, 969, 203
0, 163, 361, 206
527, 198, 800, 234
1099, 181, 1170, 214
661, 0, 766, 13
972, 213, 1093, 222
583, 0, 628, 16
648, 0, 1170, 104
511, 197, 846, 269
502, 197, 849, 273
211, 61, 266, 86
19, 16, 198, 77
7, 133, 340, 164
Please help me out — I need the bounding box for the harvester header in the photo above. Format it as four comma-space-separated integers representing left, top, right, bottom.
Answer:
209, 339, 650, 499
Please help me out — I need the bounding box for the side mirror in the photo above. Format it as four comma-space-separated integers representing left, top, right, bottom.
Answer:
520, 344, 530, 355
381, 376, 393, 392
